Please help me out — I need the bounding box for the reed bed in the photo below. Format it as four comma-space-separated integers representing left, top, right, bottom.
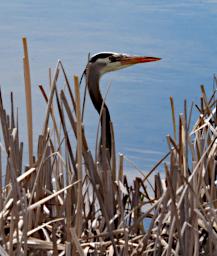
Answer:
0, 39, 217, 255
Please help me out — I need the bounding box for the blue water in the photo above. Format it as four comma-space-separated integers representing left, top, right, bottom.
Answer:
0, 1, 217, 172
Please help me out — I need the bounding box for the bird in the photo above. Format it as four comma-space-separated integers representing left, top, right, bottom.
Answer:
84, 52, 161, 158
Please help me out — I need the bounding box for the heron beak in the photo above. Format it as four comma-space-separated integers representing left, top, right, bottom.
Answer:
120, 56, 161, 65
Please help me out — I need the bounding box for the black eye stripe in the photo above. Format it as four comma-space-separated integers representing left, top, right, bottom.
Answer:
109, 55, 117, 62
89, 53, 114, 63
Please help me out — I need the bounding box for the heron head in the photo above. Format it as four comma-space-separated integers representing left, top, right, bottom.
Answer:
86, 52, 161, 76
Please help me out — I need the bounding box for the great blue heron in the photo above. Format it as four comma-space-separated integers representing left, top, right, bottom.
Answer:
84, 52, 161, 157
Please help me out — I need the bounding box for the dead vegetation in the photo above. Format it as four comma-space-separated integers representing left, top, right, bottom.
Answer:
0, 38, 217, 255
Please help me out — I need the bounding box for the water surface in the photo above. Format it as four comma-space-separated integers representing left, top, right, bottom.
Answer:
0, 1, 217, 172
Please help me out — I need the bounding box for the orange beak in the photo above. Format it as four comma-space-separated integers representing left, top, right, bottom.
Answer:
120, 56, 161, 65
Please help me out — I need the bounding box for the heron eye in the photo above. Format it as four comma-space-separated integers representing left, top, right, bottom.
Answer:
109, 56, 116, 62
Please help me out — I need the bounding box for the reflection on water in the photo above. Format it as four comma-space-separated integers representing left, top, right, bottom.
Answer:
0, 1, 217, 171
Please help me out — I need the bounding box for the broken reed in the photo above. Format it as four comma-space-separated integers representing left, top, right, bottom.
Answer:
0, 43, 217, 255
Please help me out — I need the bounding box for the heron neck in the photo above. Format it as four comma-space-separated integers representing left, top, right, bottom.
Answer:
87, 69, 111, 153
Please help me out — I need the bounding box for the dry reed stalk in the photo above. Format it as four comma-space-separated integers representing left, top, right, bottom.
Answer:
28, 181, 80, 211
118, 153, 124, 182
110, 122, 116, 182
71, 228, 84, 256
55, 85, 77, 176
60, 90, 87, 151
28, 134, 50, 206
170, 96, 177, 143
201, 85, 211, 115
39, 84, 61, 147
22, 37, 33, 166
42, 61, 60, 137
74, 75, 83, 238
65, 165, 73, 246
